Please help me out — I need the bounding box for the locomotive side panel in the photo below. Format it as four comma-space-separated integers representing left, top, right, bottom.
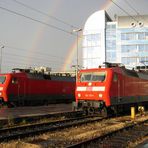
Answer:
7, 73, 28, 105
1, 71, 75, 106
109, 68, 148, 108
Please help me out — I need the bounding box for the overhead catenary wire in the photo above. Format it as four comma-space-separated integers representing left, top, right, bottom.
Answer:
0, 6, 79, 36
2, 46, 73, 71
0, 3, 82, 72
124, 0, 147, 23
4, 52, 65, 65
5, 45, 66, 60
110, 0, 139, 23
124, 0, 140, 16
2, 52, 73, 72
12, 0, 78, 29
3, 48, 69, 66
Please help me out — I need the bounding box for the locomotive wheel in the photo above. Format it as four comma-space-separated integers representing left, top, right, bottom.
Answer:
100, 107, 108, 117
83, 107, 89, 115
87, 107, 95, 115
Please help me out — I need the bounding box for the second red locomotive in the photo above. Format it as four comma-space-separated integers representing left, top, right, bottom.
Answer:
0, 67, 75, 107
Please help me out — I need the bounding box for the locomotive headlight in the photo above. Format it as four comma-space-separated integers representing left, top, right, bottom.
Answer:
78, 93, 81, 98
99, 93, 103, 98
0, 92, 2, 96
0, 87, 3, 91
88, 82, 92, 86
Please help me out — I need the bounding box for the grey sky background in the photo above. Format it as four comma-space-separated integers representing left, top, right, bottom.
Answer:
0, 0, 148, 73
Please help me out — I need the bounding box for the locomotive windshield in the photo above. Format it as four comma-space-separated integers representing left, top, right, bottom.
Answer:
80, 71, 106, 82
0, 76, 6, 84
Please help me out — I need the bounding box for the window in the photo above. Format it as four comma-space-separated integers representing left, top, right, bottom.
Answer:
80, 71, 106, 82
121, 57, 137, 65
121, 33, 136, 40
139, 45, 145, 52
121, 45, 137, 53
84, 33, 101, 47
0, 76, 6, 84
145, 32, 148, 39
138, 33, 145, 40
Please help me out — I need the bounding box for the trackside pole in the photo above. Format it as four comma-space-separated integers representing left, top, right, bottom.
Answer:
131, 107, 135, 119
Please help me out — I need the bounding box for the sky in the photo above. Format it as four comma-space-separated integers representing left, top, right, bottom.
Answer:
0, 0, 148, 73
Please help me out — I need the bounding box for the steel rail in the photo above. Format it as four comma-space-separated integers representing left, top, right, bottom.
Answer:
67, 119, 148, 148
0, 111, 83, 127
0, 115, 105, 142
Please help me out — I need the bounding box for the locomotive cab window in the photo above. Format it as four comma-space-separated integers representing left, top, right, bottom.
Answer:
0, 76, 6, 84
12, 77, 18, 84
80, 71, 106, 82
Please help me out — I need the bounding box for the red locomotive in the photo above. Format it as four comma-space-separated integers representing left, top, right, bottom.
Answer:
0, 67, 75, 107
73, 62, 148, 116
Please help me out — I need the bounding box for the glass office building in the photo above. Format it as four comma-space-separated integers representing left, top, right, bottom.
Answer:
118, 27, 148, 68
82, 10, 148, 69
106, 22, 117, 63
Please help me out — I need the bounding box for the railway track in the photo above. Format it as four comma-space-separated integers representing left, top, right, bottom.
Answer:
0, 114, 105, 142
67, 118, 148, 148
0, 111, 83, 128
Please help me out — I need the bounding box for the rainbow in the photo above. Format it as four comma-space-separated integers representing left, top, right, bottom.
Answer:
60, 34, 83, 71
28, 0, 112, 71
27, 0, 62, 65
61, 0, 112, 71
101, 0, 113, 10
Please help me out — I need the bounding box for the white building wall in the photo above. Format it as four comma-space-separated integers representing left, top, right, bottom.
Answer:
82, 10, 107, 68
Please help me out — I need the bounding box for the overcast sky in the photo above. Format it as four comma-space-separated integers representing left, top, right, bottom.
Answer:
0, 0, 148, 73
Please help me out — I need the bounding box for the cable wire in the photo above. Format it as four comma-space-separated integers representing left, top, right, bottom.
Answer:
110, 0, 139, 23
124, 0, 140, 16
5, 45, 66, 60
12, 0, 78, 29
124, 0, 148, 23
3, 51, 67, 65
0, 6, 76, 36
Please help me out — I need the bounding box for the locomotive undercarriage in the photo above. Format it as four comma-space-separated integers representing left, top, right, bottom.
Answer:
73, 100, 148, 117
73, 100, 110, 117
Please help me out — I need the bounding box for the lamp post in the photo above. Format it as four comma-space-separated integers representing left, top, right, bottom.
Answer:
0, 45, 4, 73
72, 28, 82, 80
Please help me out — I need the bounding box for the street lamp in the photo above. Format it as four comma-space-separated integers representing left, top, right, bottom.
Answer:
72, 28, 82, 80
0, 45, 4, 73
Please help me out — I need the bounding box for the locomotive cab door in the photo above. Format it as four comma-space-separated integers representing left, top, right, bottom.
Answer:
11, 77, 26, 106
113, 73, 124, 104
112, 73, 121, 104
18, 77, 26, 105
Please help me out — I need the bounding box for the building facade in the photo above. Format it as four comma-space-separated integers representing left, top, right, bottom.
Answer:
82, 10, 148, 69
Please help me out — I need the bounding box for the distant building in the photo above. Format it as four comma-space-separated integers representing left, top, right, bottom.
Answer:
82, 10, 148, 69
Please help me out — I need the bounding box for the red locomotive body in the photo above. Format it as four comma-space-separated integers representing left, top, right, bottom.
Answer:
0, 68, 75, 106
74, 63, 148, 115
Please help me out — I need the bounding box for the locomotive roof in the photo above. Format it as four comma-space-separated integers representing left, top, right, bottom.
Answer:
11, 68, 75, 77
79, 62, 148, 80
12, 68, 31, 73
